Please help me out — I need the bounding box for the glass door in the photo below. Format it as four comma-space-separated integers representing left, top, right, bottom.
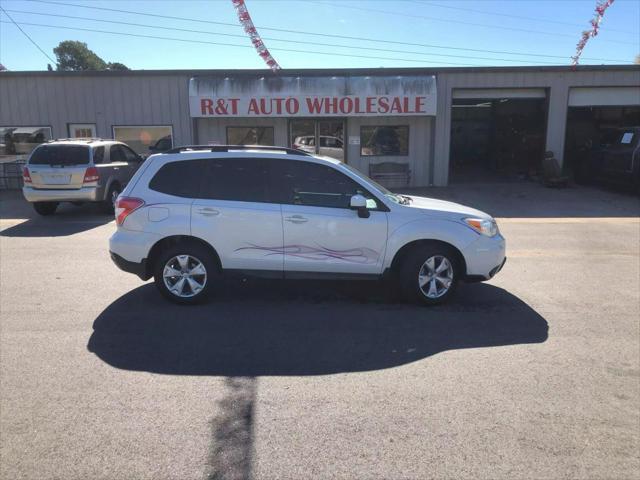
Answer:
318, 120, 345, 161
290, 119, 345, 162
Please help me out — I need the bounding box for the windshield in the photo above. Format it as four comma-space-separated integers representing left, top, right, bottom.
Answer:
340, 163, 408, 204
29, 145, 90, 166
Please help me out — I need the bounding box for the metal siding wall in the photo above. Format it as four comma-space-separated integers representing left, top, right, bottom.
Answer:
0, 73, 193, 144
2, 68, 639, 186
433, 69, 640, 185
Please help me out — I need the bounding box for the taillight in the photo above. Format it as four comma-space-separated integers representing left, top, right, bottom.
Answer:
83, 166, 99, 183
115, 197, 144, 226
22, 166, 32, 184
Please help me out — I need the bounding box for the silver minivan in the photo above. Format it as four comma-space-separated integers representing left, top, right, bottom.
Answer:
22, 139, 145, 215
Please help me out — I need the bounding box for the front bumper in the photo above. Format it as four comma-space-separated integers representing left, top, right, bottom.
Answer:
110, 251, 149, 280
22, 186, 102, 203
461, 233, 506, 281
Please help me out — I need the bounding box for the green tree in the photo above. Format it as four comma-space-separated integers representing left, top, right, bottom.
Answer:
106, 62, 129, 71
53, 41, 128, 71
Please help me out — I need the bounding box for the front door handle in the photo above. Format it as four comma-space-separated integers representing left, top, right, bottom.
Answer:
196, 207, 220, 217
285, 215, 308, 224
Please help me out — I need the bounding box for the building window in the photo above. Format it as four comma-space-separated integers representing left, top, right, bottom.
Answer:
360, 125, 409, 156
113, 125, 173, 155
68, 123, 97, 138
227, 127, 275, 146
0, 126, 52, 156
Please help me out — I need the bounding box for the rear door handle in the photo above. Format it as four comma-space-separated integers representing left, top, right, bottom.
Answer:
285, 215, 308, 224
196, 207, 220, 217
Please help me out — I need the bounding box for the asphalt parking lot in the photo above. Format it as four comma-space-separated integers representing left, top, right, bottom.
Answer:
1, 183, 639, 480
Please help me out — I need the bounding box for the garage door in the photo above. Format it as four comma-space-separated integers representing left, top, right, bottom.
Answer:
568, 87, 640, 107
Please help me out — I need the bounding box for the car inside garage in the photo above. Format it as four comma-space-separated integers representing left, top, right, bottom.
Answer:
448, 89, 548, 183
564, 87, 640, 184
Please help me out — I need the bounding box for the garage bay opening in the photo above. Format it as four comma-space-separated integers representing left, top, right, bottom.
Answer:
449, 92, 548, 183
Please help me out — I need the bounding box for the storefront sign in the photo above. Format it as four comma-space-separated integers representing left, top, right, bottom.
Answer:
189, 75, 437, 118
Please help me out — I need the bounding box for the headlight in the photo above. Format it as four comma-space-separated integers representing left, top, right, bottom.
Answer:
464, 217, 498, 237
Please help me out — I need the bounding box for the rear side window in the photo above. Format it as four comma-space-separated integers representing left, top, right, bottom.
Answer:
201, 157, 269, 203
29, 145, 90, 166
92, 146, 105, 164
148, 159, 207, 198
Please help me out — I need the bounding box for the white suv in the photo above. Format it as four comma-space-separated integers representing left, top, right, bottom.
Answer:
109, 146, 506, 305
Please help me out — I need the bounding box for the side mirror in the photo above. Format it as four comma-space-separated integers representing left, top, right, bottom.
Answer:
350, 194, 370, 218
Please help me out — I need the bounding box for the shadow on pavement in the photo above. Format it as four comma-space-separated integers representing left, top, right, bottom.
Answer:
0, 199, 112, 237
88, 279, 549, 377
88, 279, 548, 480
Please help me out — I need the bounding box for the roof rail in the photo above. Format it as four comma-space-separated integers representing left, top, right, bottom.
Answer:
164, 145, 312, 156
48, 137, 105, 143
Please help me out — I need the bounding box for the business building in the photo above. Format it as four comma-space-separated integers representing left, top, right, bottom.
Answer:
1, 65, 638, 187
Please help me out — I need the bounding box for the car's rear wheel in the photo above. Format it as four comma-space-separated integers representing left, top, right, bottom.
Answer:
153, 243, 218, 304
32, 201, 58, 216
103, 183, 121, 214
399, 244, 460, 305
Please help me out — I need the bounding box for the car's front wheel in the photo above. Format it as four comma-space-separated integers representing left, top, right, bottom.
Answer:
32, 201, 58, 216
399, 244, 460, 305
153, 243, 217, 304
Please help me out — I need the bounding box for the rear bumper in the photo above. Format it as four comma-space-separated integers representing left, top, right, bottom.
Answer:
22, 186, 103, 203
110, 251, 149, 280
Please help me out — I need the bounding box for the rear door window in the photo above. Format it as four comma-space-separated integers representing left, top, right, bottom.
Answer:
29, 145, 90, 166
110, 145, 126, 163
201, 157, 270, 203
92, 146, 106, 164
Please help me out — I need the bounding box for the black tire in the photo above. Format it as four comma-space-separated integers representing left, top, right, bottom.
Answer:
102, 183, 121, 214
32, 201, 58, 216
153, 242, 219, 305
399, 244, 461, 306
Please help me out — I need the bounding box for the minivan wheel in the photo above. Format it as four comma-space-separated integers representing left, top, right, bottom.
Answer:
32, 201, 58, 216
153, 243, 217, 304
399, 245, 460, 305
103, 184, 121, 213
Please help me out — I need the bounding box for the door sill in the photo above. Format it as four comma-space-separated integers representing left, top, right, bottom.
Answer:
224, 269, 381, 281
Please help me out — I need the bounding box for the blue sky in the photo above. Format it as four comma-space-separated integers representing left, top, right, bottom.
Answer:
0, 0, 638, 71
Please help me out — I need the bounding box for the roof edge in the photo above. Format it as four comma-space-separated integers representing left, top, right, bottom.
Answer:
0, 64, 638, 78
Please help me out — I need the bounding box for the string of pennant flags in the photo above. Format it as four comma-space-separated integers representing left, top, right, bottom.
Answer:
230, 0, 616, 70
231, 0, 281, 71
572, 0, 615, 66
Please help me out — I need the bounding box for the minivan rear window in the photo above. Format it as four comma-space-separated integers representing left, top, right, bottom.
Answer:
29, 145, 90, 166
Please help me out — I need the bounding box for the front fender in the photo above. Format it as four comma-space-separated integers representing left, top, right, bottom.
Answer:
383, 218, 479, 270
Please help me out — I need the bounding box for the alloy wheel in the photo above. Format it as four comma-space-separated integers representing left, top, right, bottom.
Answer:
162, 255, 207, 298
111, 189, 120, 207
418, 255, 454, 299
